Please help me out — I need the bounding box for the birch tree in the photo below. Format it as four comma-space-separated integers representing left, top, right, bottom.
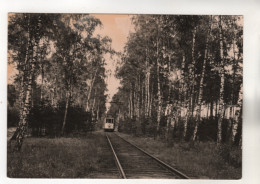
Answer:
192, 16, 212, 141
217, 15, 225, 145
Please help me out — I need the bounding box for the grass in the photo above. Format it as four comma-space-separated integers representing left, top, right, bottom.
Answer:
7, 131, 242, 179
7, 132, 117, 178
117, 132, 242, 179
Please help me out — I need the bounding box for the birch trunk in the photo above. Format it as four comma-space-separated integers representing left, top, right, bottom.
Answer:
231, 84, 243, 144
13, 15, 30, 144
15, 64, 34, 150
141, 81, 144, 117
165, 118, 170, 141
134, 86, 137, 119
210, 101, 214, 118
215, 100, 218, 117
61, 82, 72, 135
92, 97, 96, 115
129, 90, 132, 118
217, 15, 225, 145
18, 68, 25, 123
192, 17, 212, 141
137, 75, 141, 121
91, 90, 96, 114
129, 87, 134, 119
148, 85, 153, 117
15, 52, 34, 148
145, 49, 151, 118
132, 85, 135, 119
181, 55, 190, 140
183, 26, 197, 140
165, 104, 172, 141
96, 103, 100, 121
156, 25, 162, 139
40, 63, 44, 101
228, 35, 238, 140
86, 68, 98, 111
190, 26, 197, 117
165, 54, 173, 140
15, 15, 41, 151
18, 16, 31, 120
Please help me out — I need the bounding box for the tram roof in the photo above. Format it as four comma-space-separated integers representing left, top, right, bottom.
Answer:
105, 114, 114, 119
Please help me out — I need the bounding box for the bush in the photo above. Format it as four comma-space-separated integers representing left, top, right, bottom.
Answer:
217, 143, 242, 168
28, 104, 61, 137
117, 115, 240, 145
118, 118, 133, 134
197, 118, 218, 141
66, 108, 93, 133
27, 103, 94, 137
7, 107, 19, 128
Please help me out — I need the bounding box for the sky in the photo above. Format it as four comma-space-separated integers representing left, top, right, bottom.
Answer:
91, 14, 134, 108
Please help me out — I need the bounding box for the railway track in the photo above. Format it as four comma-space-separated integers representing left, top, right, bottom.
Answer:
106, 133, 189, 179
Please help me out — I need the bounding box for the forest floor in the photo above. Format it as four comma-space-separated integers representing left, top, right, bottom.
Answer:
7, 130, 242, 179
7, 131, 119, 178
116, 132, 242, 179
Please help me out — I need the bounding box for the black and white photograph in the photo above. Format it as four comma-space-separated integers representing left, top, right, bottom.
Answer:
7, 13, 243, 179
1, 0, 260, 184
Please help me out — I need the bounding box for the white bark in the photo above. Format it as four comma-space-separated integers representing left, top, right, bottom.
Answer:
217, 15, 225, 145
156, 16, 162, 138
231, 84, 242, 144
192, 17, 212, 141
86, 68, 98, 111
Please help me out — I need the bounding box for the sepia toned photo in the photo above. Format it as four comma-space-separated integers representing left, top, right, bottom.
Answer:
7, 13, 242, 179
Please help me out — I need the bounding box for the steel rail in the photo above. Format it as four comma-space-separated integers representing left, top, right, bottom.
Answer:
106, 134, 127, 179
114, 133, 190, 179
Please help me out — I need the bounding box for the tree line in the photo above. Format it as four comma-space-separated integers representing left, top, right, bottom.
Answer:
8, 14, 113, 150
109, 15, 243, 146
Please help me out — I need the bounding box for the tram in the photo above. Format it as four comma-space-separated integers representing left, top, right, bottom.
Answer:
104, 115, 115, 132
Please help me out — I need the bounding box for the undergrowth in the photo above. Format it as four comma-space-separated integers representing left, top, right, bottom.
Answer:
117, 132, 242, 179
